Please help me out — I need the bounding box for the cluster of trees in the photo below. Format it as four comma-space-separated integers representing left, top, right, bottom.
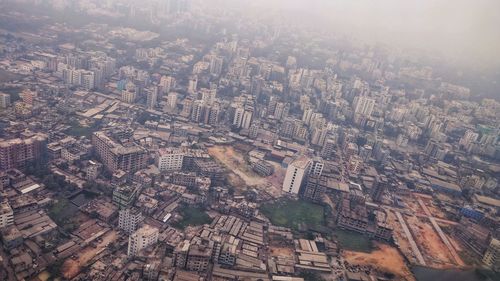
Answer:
48, 198, 77, 233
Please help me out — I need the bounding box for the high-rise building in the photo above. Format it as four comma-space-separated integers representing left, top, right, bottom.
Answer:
241, 107, 253, 129
309, 159, 324, 177
0, 201, 14, 228
482, 238, 500, 271
81, 71, 95, 90
208, 103, 221, 126
282, 157, 311, 194
199, 88, 217, 105
113, 184, 141, 209
166, 92, 178, 111
232, 106, 245, 128
127, 225, 159, 256
121, 90, 136, 104
459, 130, 479, 149
118, 208, 143, 234
180, 98, 193, 118
0, 133, 48, 170
209, 56, 224, 76
188, 76, 198, 94
371, 176, 388, 203
302, 174, 328, 202
146, 87, 158, 109
191, 100, 205, 123
0, 92, 11, 108
160, 76, 176, 93
92, 131, 148, 173
156, 148, 184, 171
321, 138, 336, 159
85, 160, 102, 180
311, 127, 328, 147
353, 96, 375, 117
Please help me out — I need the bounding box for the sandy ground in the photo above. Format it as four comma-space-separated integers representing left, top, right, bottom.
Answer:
61, 230, 118, 279
344, 243, 415, 281
208, 145, 283, 197
406, 215, 456, 268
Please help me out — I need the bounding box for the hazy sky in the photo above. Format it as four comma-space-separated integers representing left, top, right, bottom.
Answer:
243, 0, 500, 67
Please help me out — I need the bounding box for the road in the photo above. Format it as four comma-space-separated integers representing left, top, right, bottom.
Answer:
395, 211, 426, 266
417, 198, 462, 265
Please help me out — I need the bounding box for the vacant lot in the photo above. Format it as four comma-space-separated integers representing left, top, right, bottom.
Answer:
406, 215, 456, 268
208, 145, 266, 186
61, 230, 117, 279
344, 243, 415, 281
260, 199, 325, 231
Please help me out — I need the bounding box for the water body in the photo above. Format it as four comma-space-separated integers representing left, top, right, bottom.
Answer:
413, 266, 499, 281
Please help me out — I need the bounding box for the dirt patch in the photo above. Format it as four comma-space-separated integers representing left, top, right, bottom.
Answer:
208, 145, 266, 186
61, 230, 118, 279
385, 210, 418, 265
344, 243, 415, 281
208, 145, 284, 197
270, 247, 294, 257
406, 216, 455, 268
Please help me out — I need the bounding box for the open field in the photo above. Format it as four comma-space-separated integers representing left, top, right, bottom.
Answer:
61, 230, 117, 279
344, 243, 415, 281
334, 229, 373, 253
260, 199, 325, 231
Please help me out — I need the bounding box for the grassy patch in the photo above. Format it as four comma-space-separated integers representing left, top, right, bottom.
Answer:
173, 206, 212, 229
260, 199, 325, 231
333, 229, 373, 252
0, 69, 24, 83
65, 120, 100, 138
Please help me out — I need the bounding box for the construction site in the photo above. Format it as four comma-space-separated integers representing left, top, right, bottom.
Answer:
385, 192, 465, 270
207, 145, 285, 198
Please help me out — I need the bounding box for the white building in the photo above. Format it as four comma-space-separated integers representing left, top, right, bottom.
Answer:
0, 201, 14, 228
0, 93, 11, 108
118, 208, 143, 234
353, 96, 375, 117
156, 148, 184, 171
127, 224, 159, 256
122, 90, 136, 104
166, 92, 178, 110
282, 157, 311, 194
85, 160, 102, 180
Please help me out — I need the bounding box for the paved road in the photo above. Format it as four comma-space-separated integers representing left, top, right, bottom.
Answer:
395, 211, 427, 266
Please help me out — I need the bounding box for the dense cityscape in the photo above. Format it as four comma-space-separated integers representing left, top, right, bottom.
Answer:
0, 1, 499, 281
